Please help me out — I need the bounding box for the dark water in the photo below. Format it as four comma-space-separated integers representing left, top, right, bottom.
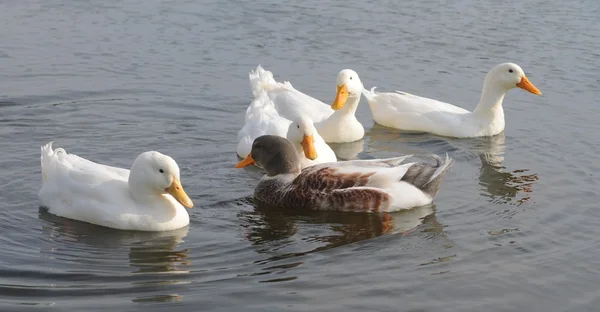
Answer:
1, 0, 600, 311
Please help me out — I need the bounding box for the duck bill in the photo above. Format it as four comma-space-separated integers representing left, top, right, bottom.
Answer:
517, 75, 542, 95
301, 134, 318, 160
166, 178, 194, 209
331, 84, 348, 110
235, 154, 256, 168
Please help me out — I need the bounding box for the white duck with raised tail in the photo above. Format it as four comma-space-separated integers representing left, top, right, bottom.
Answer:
248, 65, 365, 143
38, 142, 193, 231
237, 92, 337, 169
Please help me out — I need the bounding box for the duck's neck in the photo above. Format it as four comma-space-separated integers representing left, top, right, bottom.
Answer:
333, 94, 361, 118
263, 149, 302, 177
265, 161, 301, 177
472, 82, 508, 118
285, 126, 307, 162
128, 175, 174, 212
316, 94, 363, 142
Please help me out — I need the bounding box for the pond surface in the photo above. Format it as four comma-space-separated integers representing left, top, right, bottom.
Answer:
1, 0, 599, 311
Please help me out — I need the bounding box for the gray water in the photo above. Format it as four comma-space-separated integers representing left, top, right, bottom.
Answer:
1, 0, 600, 311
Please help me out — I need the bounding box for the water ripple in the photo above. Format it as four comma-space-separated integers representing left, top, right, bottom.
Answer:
1, 0, 599, 310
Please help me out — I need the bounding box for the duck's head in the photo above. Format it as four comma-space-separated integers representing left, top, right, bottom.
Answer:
130, 151, 194, 209
287, 116, 318, 160
332, 69, 364, 110
236, 135, 301, 176
487, 63, 541, 95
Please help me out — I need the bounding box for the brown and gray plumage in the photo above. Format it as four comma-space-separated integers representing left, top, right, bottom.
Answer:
236, 135, 453, 212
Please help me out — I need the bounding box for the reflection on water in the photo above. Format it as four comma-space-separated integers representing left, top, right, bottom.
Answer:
128, 235, 190, 275
131, 294, 184, 303
462, 134, 539, 206
329, 139, 365, 160
366, 124, 539, 206
38, 208, 190, 303
39, 208, 190, 273
364, 124, 454, 158
239, 199, 442, 257
238, 199, 444, 283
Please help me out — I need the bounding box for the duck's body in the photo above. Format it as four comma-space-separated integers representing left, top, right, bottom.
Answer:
363, 63, 542, 138
248, 65, 365, 143
236, 135, 453, 212
237, 93, 336, 168
38, 142, 193, 231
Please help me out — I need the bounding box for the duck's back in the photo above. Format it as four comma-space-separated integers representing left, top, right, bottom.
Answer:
38, 143, 134, 228
364, 89, 472, 135
254, 160, 399, 212
249, 66, 333, 122
268, 85, 333, 122
255, 156, 450, 212
237, 94, 291, 157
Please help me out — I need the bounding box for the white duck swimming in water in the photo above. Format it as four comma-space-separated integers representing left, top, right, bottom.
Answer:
362, 63, 542, 138
38, 142, 193, 231
236, 135, 453, 212
237, 93, 337, 168
248, 65, 365, 143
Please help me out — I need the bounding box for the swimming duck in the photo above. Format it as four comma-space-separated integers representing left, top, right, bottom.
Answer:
249, 65, 365, 143
236, 135, 453, 212
38, 142, 193, 231
237, 93, 337, 168
362, 63, 542, 138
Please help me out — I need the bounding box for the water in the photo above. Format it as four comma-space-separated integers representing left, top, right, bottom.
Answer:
1, 0, 599, 311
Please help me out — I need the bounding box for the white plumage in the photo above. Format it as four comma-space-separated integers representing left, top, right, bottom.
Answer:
363, 63, 542, 138
248, 65, 365, 143
38, 142, 193, 231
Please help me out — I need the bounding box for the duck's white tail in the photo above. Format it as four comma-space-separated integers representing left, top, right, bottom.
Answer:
244, 91, 276, 122
361, 87, 378, 101
40, 142, 64, 182
249, 65, 277, 98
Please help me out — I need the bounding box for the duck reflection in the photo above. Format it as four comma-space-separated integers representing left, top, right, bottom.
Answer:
456, 133, 539, 206
328, 139, 365, 160
366, 124, 538, 206
239, 199, 442, 255
238, 199, 448, 283
364, 124, 443, 156
38, 208, 191, 275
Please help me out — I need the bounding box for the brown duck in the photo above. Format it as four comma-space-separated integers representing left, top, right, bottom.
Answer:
236, 135, 453, 212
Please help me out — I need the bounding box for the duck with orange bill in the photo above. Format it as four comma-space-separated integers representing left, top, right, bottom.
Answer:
248, 65, 365, 143
38, 142, 193, 231
236, 135, 453, 212
362, 63, 542, 138
237, 92, 336, 169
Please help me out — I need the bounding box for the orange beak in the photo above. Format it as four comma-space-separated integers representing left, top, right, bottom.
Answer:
235, 154, 256, 168
331, 84, 348, 110
301, 134, 318, 160
517, 75, 541, 95
166, 178, 194, 209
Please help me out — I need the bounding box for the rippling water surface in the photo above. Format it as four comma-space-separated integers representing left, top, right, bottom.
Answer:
1, 0, 600, 311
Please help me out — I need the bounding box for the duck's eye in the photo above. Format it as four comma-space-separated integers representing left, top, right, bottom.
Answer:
297, 125, 300, 129
509, 69, 514, 73
159, 169, 164, 173
350, 76, 353, 80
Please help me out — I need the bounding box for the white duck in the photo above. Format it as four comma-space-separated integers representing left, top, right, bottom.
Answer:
38, 142, 193, 231
362, 63, 542, 138
238, 93, 336, 169
236, 135, 453, 212
248, 65, 365, 143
